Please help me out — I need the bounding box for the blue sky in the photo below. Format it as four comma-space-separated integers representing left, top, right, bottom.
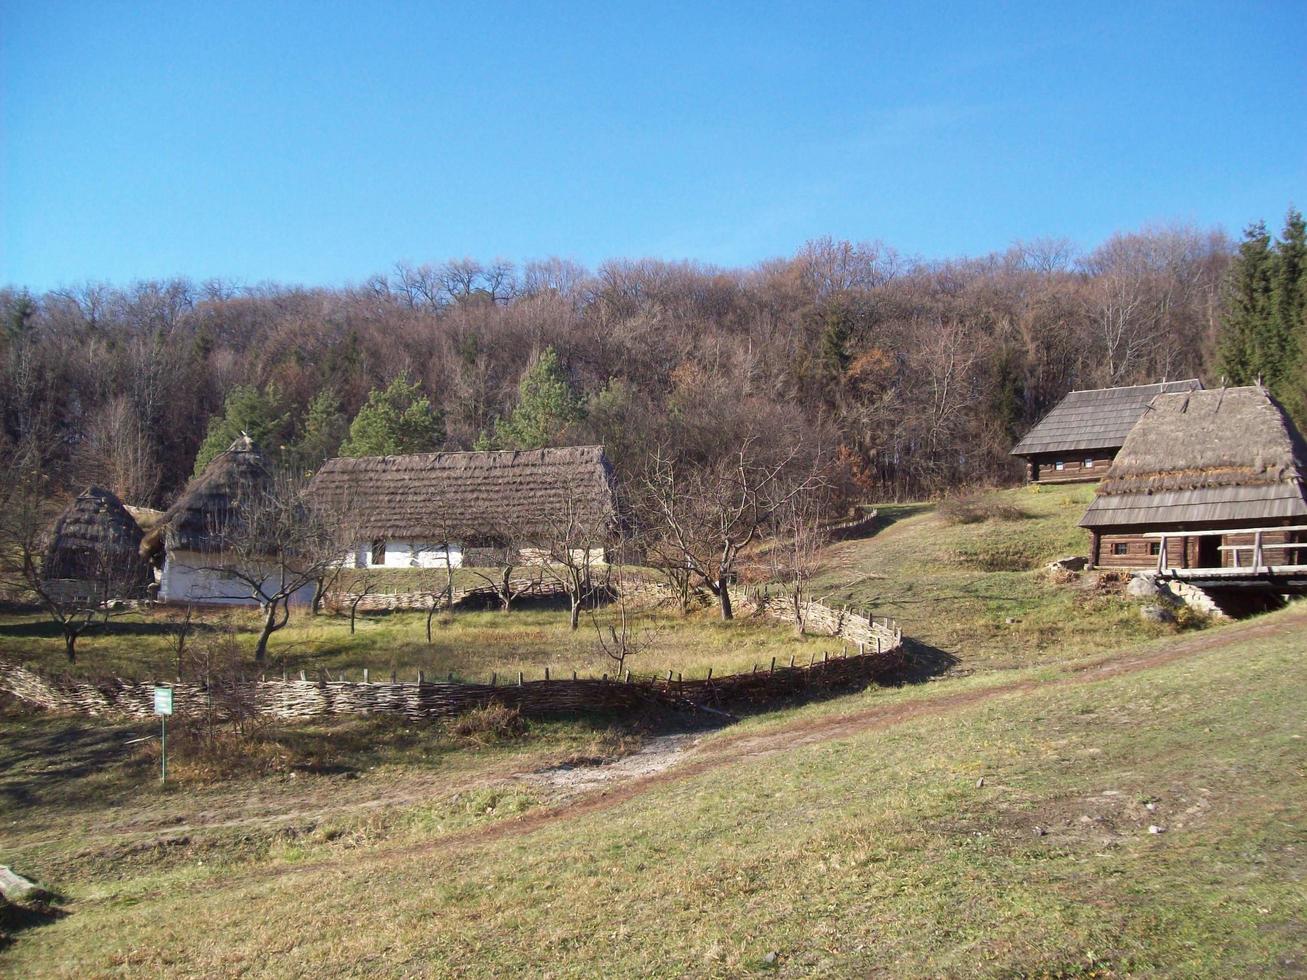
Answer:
2, 1, 1304, 290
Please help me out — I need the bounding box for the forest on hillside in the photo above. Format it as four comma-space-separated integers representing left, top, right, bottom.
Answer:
2, 210, 1304, 509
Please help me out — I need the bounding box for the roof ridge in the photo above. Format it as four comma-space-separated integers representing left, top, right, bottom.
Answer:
319, 445, 606, 466
1064, 378, 1202, 396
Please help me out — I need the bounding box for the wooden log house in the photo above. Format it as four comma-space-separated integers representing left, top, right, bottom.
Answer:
1011, 379, 1203, 483
1079, 385, 1307, 574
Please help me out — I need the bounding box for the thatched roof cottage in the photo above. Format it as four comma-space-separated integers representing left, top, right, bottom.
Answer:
148, 435, 315, 606
1079, 386, 1307, 571
1012, 380, 1203, 483
308, 446, 618, 568
42, 486, 153, 600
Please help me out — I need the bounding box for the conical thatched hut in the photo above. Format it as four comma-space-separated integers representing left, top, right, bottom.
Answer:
151, 435, 314, 605
308, 446, 617, 568
1080, 386, 1307, 570
42, 486, 152, 599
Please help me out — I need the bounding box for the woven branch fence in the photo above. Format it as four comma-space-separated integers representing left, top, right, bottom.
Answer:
0, 639, 905, 724
0, 581, 906, 723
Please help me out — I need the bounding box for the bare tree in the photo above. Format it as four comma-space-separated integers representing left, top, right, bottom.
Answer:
641, 442, 825, 621
538, 497, 614, 630
465, 531, 543, 614
77, 394, 161, 504
166, 604, 196, 678
769, 494, 828, 635
193, 471, 343, 662
588, 561, 654, 676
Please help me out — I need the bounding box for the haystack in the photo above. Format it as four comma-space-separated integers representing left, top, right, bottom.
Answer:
42, 486, 152, 594
145, 435, 274, 558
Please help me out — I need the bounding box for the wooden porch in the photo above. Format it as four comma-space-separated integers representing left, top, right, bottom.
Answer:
1145, 525, 1307, 588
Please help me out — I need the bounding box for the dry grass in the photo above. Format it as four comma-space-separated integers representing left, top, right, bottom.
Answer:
449, 702, 527, 743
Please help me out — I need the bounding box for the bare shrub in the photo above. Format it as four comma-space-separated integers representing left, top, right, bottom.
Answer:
449, 702, 526, 742
937, 494, 1030, 525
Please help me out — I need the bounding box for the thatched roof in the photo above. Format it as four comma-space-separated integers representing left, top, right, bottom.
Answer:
308, 446, 617, 540
1080, 386, 1307, 528
124, 505, 164, 532
43, 486, 152, 589
1012, 379, 1203, 456
149, 435, 275, 554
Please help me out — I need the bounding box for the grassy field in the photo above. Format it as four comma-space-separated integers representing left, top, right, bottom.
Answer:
3, 604, 1303, 976
810, 483, 1170, 671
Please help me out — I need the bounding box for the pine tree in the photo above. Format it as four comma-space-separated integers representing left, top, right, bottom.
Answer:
1271, 208, 1307, 423
490, 347, 583, 450
339, 375, 443, 457
193, 384, 291, 475
293, 389, 347, 470
818, 304, 854, 382
1217, 221, 1275, 385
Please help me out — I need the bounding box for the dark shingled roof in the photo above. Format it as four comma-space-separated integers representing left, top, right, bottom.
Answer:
1011, 379, 1204, 456
43, 485, 152, 591
1079, 386, 1307, 528
308, 446, 617, 540
150, 435, 275, 554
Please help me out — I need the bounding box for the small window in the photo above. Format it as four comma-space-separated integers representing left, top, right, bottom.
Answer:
371, 539, 386, 566
1084, 459, 1094, 469
1148, 542, 1161, 556
1112, 542, 1128, 556
1054, 461, 1065, 471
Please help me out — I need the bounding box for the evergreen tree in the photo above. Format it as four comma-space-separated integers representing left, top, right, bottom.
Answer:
1271, 209, 1307, 423
1217, 221, 1275, 385
339, 375, 443, 457
293, 388, 347, 470
193, 384, 291, 476
490, 347, 583, 449
818, 304, 854, 382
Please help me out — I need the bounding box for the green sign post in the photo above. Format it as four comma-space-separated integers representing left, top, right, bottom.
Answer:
153, 685, 173, 785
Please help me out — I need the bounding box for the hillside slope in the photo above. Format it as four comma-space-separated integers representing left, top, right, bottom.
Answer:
811, 483, 1169, 671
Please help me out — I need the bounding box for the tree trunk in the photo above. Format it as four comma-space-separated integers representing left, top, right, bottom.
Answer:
349, 599, 360, 634
254, 599, 285, 663
426, 599, 437, 643
64, 630, 77, 663
718, 582, 734, 621
570, 597, 581, 630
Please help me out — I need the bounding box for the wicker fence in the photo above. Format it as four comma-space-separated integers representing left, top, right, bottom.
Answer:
2, 577, 906, 723
0, 639, 905, 724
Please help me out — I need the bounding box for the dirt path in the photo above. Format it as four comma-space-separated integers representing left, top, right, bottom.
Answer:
153, 603, 1305, 891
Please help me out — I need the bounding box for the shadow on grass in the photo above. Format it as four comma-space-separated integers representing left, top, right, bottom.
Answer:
0, 709, 143, 812
897, 639, 961, 684
0, 898, 69, 952
0, 619, 245, 640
